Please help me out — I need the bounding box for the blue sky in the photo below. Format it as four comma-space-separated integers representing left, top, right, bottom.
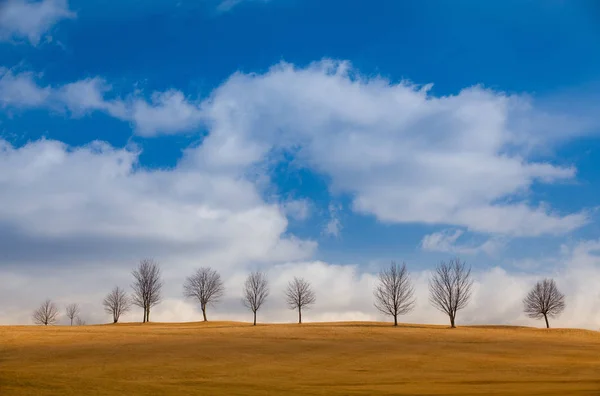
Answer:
1, 0, 600, 327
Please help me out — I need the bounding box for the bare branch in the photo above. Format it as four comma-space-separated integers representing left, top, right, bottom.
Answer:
285, 277, 316, 324
428, 258, 473, 328
183, 267, 225, 322
32, 299, 59, 326
242, 271, 269, 326
131, 259, 163, 323
374, 261, 415, 326
523, 278, 565, 328
65, 303, 80, 326
103, 286, 131, 324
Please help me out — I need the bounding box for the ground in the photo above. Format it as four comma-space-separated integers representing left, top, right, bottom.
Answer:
1, 321, 599, 395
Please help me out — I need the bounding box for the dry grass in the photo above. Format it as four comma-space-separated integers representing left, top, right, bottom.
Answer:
1, 321, 600, 395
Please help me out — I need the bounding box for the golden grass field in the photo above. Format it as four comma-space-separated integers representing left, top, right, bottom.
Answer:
1, 321, 600, 395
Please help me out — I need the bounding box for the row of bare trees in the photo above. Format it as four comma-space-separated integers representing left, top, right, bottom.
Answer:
32, 258, 566, 329
98, 260, 315, 326
373, 259, 565, 328
32, 300, 86, 326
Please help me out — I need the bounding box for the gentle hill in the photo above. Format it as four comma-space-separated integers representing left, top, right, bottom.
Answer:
1, 321, 599, 395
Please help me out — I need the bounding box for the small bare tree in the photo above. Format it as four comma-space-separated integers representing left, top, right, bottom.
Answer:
131, 259, 163, 323
429, 258, 473, 328
242, 271, 269, 326
65, 303, 80, 326
183, 267, 225, 322
374, 261, 415, 326
75, 317, 87, 326
103, 286, 132, 324
33, 299, 59, 325
523, 278, 565, 328
285, 277, 316, 324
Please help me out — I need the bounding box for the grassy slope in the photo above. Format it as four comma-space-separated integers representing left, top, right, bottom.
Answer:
1, 321, 599, 395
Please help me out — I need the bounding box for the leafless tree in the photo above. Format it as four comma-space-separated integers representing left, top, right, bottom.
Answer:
75, 317, 87, 326
285, 277, 316, 324
183, 267, 225, 321
374, 261, 415, 326
103, 286, 132, 323
32, 299, 60, 325
523, 278, 565, 328
131, 259, 163, 323
242, 271, 269, 326
429, 258, 473, 328
65, 303, 80, 326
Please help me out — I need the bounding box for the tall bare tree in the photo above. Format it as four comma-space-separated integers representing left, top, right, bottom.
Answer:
429, 258, 473, 328
65, 303, 80, 326
523, 278, 565, 329
242, 271, 269, 326
131, 259, 163, 323
103, 286, 132, 324
33, 299, 59, 325
183, 267, 225, 322
285, 277, 316, 324
374, 261, 416, 326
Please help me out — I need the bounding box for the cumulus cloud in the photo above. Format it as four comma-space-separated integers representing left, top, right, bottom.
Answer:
0, 70, 202, 135
196, 60, 588, 237
0, 0, 75, 45
0, 60, 592, 236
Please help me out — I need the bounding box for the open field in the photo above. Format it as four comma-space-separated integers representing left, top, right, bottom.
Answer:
1, 322, 600, 395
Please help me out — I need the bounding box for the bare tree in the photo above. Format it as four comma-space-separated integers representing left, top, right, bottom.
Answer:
33, 299, 60, 325
523, 278, 565, 329
103, 286, 132, 324
242, 271, 269, 326
374, 261, 415, 326
285, 277, 316, 324
183, 267, 225, 322
429, 258, 473, 328
75, 317, 87, 326
131, 259, 163, 323
65, 303, 80, 326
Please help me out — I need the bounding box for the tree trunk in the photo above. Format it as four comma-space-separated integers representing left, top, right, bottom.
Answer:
394, 314, 398, 327
450, 315, 455, 328
142, 308, 146, 323
544, 313, 549, 329
146, 307, 150, 323
113, 318, 118, 324
202, 307, 207, 322
253, 311, 257, 326
70, 318, 73, 326
298, 307, 302, 324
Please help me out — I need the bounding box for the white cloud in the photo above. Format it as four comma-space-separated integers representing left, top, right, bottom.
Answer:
0, 69, 51, 108
198, 60, 589, 237
421, 228, 505, 255
129, 90, 203, 136
0, 0, 75, 45
0, 59, 593, 237
0, 70, 203, 136
0, 138, 318, 254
